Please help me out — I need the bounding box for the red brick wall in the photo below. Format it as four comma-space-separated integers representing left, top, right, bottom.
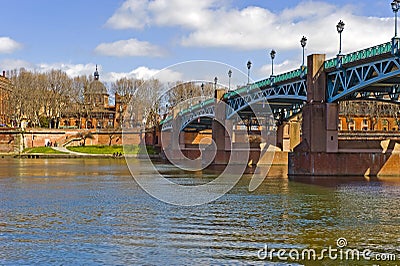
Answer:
289, 152, 400, 176
0, 128, 156, 152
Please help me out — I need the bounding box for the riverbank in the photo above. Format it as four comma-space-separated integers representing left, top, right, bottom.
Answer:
14, 153, 161, 159
10, 144, 161, 159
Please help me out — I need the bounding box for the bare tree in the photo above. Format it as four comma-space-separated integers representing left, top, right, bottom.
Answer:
45, 70, 73, 128
76, 131, 94, 146
9, 68, 40, 127
167, 81, 214, 109
69, 75, 90, 128
339, 101, 354, 130
133, 78, 162, 128
110, 77, 143, 103
340, 100, 400, 130
105, 126, 117, 146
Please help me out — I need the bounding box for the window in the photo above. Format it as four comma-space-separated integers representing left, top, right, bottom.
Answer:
362, 119, 368, 131
349, 120, 355, 131
382, 119, 388, 131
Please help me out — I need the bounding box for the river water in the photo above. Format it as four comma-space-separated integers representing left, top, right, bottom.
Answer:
0, 158, 399, 265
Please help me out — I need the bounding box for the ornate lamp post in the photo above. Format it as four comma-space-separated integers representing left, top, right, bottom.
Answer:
270, 49, 276, 83
200, 83, 204, 105
392, 0, 399, 36
336, 20, 345, 68
392, 0, 400, 54
228, 69, 232, 91
300, 36, 307, 68
246, 61, 252, 84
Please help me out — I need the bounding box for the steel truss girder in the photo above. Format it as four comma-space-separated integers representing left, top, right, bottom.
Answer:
344, 84, 400, 104
161, 119, 173, 131
327, 56, 400, 103
226, 79, 307, 119
272, 103, 305, 122
180, 103, 215, 131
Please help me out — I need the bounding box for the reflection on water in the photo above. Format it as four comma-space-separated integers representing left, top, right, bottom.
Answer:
0, 158, 399, 265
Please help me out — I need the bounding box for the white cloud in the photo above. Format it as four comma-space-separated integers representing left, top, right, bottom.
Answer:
104, 66, 183, 83
0, 59, 33, 71
179, 2, 392, 56
1, 59, 183, 84
258, 60, 300, 78
148, 0, 220, 29
95, 38, 165, 57
106, 0, 394, 58
106, 0, 221, 30
105, 0, 150, 29
36, 62, 97, 77
0, 37, 22, 54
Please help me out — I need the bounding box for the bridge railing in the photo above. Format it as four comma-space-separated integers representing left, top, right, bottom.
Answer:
161, 41, 396, 129
161, 67, 308, 127
160, 98, 215, 127
224, 67, 307, 100
324, 42, 392, 69
180, 98, 215, 115
160, 115, 172, 126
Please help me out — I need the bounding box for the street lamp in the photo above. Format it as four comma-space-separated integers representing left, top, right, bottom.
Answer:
228, 69, 232, 91
246, 61, 252, 84
336, 20, 345, 55
270, 49, 276, 78
392, 1, 400, 55
300, 36, 307, 69
392, 0, 400, 36
214, 76, 218, 90
336, 20, 345, 68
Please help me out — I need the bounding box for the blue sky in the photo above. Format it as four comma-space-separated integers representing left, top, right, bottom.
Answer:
0, 0, 396, 86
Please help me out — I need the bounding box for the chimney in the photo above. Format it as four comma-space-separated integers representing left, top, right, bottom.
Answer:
2, 71, 5, 77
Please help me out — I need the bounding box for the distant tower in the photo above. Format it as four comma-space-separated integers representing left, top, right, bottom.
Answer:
94, 64, 100, 80
84, 64, 109, 107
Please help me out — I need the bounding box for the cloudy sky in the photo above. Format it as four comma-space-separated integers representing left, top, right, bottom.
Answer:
0, 0, 396, 86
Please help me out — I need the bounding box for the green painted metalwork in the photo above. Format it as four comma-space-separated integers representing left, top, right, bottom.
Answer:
163, 41, 396, 130
160, 115, 172, 125
161, 98, 215, 125
224, 67, 307, 99
324, 42, 392, 69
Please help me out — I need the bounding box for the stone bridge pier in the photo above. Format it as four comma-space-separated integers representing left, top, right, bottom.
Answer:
289, 54, 399, 177
163, 87, 286, 169
276, 121, 301, 152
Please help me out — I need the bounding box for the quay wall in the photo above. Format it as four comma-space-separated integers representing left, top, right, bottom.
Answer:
289, 152, 400, 177
0, 128, 157, 153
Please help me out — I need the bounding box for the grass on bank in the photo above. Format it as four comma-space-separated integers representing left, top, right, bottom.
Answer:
67, 145, 157, 155
23, 147, 67, 154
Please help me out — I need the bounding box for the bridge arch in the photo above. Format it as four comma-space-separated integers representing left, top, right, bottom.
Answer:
327, 55, 400, 103
226, 79, 307, 120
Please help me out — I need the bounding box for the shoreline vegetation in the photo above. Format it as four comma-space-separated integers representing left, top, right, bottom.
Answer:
23, 147, 68, 154
67, 145, 157, 155
20, 145, 158, 157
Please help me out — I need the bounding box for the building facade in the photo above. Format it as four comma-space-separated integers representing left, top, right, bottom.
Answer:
338, 101, 400, 131
338, 116, 400, 131
0, 71, 12, 126
59, 66, 126, 129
